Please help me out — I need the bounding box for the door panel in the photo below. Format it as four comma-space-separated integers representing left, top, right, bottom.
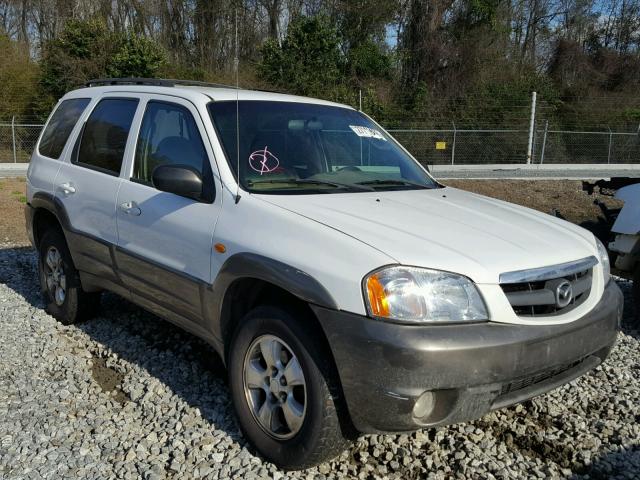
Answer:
115, 97, 221, 323
54, 96, 140, 280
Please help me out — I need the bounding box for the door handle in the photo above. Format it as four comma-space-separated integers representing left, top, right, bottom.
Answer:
119, 201, 142, 216
59, 182, 76, 195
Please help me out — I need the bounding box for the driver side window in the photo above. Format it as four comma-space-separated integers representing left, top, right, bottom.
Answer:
133, 101, 208, 184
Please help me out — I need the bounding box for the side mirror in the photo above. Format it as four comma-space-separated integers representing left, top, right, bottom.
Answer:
152, 164, 204, 201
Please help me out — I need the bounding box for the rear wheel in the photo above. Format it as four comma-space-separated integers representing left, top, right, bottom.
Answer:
38, 228, 100, 325
633, 266, 639, 325
228, 305, 349, 470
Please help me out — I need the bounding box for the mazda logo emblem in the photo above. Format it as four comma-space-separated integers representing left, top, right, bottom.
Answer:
555, 281, 573, 308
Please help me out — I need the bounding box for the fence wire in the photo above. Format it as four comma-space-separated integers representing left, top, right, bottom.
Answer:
1, 121, 638, 166
0, 122, 43, 163
389, 128, 640, 165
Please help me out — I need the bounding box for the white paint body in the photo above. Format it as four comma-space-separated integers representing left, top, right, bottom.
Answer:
27, 84, 607, 327
609, 183, 640, 273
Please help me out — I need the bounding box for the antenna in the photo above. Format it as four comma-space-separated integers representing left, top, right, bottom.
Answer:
234, 8, 241, 204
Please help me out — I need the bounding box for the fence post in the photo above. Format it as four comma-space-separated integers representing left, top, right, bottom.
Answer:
607, 127, 613, 164
451, 122, 457, 165
526, 91, 537, 164
359, 89, 362, 111
539, 120, 548, 164
11, 116, 17, 163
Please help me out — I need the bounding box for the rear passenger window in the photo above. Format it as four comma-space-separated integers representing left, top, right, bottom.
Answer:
76, 98, 138, 175
133, 101, 208, 183
38, 98, 90, 159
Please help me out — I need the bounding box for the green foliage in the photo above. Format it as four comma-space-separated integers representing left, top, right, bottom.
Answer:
0, 35, 39, 119
621, 108, 640, 122
456, 74, 561, 128
347, 40, 391, 79
259, 16, 343, 97
466, 0, 501, 27
39, 19, 166, 112
108, 35, 165, 78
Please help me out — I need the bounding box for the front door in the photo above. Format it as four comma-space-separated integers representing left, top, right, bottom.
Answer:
115, 97, 222, 324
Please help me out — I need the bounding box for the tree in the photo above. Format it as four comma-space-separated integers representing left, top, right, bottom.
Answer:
0, 34, 39, 119
108, 34, 166, 78
39, 19, 165, 109
258, 15, 343, 97
399, 0, 455, 90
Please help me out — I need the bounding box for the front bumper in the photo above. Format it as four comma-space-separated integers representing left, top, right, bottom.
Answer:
313, 282, 623, 433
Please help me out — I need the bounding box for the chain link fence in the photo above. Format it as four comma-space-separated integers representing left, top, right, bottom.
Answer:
388, 127, 640, 165
0, 121, 43, 163
1, 119, 638, 166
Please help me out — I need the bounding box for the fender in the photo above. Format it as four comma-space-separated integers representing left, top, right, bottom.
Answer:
27, 192, 71, 246
204, 252, 338, 341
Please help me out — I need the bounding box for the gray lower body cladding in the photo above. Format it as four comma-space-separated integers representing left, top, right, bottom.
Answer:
313, 282, 623, 433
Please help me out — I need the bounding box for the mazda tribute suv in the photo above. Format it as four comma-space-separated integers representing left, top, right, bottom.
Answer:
25, 78, 623, 470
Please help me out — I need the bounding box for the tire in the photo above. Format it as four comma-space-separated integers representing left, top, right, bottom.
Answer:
228, 305, 350, 470
38, 228, 100, 325
633, 266, 640, 325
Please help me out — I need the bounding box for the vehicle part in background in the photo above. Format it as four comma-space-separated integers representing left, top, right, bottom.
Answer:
582, 177, 640, 228
582, 177, 640, 196
609, 183, 640, 324
583, 178, 640, 323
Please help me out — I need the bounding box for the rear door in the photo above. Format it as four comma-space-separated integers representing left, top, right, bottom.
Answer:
54, 95, 140, 281
28, 97, 91, 198
115, 96, 222, 324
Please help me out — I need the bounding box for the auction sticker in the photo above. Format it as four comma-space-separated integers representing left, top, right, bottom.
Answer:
349, 125, 387, 141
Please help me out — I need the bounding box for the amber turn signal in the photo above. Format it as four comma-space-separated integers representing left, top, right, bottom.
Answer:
214, 243, 226, 253
366, 274, 390, 317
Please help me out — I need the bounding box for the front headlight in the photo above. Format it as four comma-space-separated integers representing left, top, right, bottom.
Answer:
364, 266, 489, 324
595, 238, 611, 285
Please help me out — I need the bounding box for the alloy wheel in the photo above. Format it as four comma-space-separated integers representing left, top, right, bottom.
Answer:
242, 334, 307, 440
44, 246, 66, 306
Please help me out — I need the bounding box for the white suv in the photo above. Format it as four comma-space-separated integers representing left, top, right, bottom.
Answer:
26, 78, 623, 470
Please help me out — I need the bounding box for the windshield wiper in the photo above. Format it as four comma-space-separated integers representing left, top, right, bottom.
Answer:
247, 178, 373, 191
356, 179, 431, 189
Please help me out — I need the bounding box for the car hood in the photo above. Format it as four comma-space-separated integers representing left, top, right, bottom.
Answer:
257, 187, 597, 284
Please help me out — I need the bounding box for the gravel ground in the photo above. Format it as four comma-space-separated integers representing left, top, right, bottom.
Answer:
1, 243, 639, 479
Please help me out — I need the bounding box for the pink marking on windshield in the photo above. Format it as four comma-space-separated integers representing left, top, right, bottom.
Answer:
249, 146, 280, 175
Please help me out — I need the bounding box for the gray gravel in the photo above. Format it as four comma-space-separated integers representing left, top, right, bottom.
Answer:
1, 243, 639, 479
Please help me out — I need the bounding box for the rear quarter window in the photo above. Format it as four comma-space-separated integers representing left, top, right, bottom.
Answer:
38, 98, 91, 159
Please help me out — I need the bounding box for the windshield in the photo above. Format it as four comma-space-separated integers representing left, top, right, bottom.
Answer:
208, 101, 439, 194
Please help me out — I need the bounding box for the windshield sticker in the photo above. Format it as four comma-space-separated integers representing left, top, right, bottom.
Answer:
249, 146, 280, 175
349, 125, 387, 141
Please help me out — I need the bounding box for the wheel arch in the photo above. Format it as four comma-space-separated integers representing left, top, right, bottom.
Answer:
205, 253, 338, 360
29, 192, 70, 248
211, 257, 358, 438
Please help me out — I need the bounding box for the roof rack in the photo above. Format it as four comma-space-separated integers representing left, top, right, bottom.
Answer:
84, 77, 239, 89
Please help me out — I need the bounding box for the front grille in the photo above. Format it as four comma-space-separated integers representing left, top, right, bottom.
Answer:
500, 256, 597, 317
499, 358, 584, 396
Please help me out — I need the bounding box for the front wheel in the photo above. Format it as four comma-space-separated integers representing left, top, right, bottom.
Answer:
228, 306, 349, 470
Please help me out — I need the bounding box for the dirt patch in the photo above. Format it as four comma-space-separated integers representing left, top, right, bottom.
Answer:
90, 356, 128, 404
0, 177, 29, 246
